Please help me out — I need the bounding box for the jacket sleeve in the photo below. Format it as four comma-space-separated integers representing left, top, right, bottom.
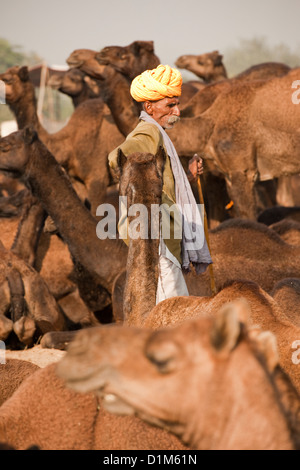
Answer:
108, 127, 161, 172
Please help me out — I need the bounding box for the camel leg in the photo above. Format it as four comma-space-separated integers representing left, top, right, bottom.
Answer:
0, 316, 13, 342
225, 172, 258, 220
40, 331, 79, 350
112, 270, 126, 323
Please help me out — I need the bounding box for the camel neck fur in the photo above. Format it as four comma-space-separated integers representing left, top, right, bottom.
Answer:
24, 137, 127, 292
101, 71, 139, 136
183, 341, 295, 450
8, 82, 48, 140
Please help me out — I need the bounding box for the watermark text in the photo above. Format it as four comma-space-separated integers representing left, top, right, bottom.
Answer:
291, 80, 300, 104
0, 340, 6, 364
0, 80, 5, 105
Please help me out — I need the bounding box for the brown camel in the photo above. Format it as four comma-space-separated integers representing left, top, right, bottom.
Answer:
143, 279, 300, 392
0, 127, 127, 325
0, 359, 40, 406
57, 303, 300, 450
0, 240, 66, 346
95, 40, 200, 107
0, 362, 187, 450
117, 148, 165, 326
47, 68, 101, 108
175, 50, 228, 82
270, 219, 300, 246
67, 49, 139, 137
271, 279, 300, 328
0, 65, 123, 214
106, 216, 300, 325
258, 205, 300, 226
96, 40, 160, 80
176, 50, 290, 83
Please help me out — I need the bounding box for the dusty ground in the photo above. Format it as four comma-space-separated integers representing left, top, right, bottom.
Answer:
5, 345, 65, 368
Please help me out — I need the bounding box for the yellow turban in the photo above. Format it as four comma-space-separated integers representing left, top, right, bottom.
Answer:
130, 64, 182, 102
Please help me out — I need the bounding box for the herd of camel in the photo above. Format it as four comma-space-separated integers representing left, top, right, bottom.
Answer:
0, 41, 300, 450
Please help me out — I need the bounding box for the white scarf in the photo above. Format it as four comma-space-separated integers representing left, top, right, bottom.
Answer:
140, 111, 212, 274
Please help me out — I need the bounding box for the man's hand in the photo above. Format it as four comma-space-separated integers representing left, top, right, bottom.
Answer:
187, 153, 204, 182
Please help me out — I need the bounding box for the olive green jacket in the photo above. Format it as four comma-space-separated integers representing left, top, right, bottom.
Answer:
108, 120, 182, 265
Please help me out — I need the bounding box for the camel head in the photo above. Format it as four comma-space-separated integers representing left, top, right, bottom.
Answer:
56, 301, 280, 446
48, 68, 100, 98
96, 41, 160, 80
67, 49, 107, 80
175, 51, 227, 82
0, 126, 37, 176
0, 66, 31, 104
117, 147, 166, 209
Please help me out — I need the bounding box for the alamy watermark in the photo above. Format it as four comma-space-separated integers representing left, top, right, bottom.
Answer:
0, 340, 6, 364
96, 197, 205, 250
292, 340, 300, 365
0, 79, 5, 105
291, 80, 300, 104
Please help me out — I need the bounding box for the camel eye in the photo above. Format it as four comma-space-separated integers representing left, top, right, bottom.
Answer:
0, 144, 10, 152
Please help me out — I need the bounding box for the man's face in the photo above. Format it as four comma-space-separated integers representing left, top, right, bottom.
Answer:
144, 97, 180, 129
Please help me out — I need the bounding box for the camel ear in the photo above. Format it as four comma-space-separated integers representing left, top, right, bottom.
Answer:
18, 66, 29, 82
117, 149, 127, 173
249, 329, 279, 373
212, 51, 223, 65
155, 146, 166, 178
130, 41, 154, 56
23, 126, 38, 145
210, 302, 242, 354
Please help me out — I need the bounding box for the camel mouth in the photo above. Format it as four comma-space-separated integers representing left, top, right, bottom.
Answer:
67, 59, 83, 69
100, 392, 135, 415
47, 77, 62, 89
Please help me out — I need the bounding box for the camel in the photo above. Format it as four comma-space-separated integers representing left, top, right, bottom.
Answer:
175, 50, 228, 82
0, 127, 127, 327
57, 302, 300, 450
66, 48, 143, 137
117, 148, 165, 326
258, 206, 300, 226
175, 50, 290, 83
95, 40, 202, 107
142, 279, 300, 391
47, 68, 101, 108
271, 278, 300, 328
0, 359, 40, 406
270, 219, 300, 246
0, 239, 66, 346
0, 362, 187, 450
0, 65, 123, 214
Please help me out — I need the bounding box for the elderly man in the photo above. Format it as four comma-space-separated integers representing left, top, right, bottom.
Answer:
108, 64, 212, 303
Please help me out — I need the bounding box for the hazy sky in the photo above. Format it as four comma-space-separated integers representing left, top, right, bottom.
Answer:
1, 0, 299, 69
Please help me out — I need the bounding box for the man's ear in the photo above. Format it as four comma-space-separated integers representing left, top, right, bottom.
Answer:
155, 146, 166, 178
117, 149, 127, 173
18, 66, 29, 82
143, 101, 153, 115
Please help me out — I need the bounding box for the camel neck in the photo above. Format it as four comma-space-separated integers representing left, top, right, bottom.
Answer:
124, 236, 159, 326
11, 196, 46, 266
25, 139, 127, 292
184, 344, 294, 450
9, 86, 42, 132
102, 73, 139, 136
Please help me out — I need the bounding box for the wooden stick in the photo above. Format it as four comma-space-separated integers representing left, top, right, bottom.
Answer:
197, 175, 217, 296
